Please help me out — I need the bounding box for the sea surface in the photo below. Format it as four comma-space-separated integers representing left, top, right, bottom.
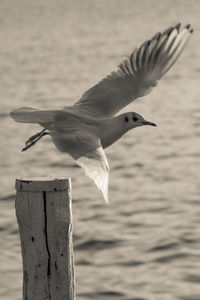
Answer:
0, 0, 200, 299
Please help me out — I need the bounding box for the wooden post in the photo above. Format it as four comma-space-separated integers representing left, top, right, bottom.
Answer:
15, 177, 75, 300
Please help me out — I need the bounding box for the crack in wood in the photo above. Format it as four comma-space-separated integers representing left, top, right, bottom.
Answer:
43, 191, 51, 277
43, 191, 52, 299
24, 270, 28, 300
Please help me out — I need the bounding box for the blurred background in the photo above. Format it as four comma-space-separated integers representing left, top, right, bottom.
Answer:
0, 0, 200, 299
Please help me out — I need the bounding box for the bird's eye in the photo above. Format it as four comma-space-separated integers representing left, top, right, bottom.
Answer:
125, 116, 129, 122
133, 116, 138, 122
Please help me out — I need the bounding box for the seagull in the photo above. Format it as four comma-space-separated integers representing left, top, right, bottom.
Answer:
10, 23, 193, 203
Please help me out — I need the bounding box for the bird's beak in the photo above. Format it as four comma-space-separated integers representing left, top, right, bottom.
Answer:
142, 120, 157, 127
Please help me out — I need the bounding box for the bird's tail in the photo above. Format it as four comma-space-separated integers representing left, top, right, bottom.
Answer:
10, 107, 55, 123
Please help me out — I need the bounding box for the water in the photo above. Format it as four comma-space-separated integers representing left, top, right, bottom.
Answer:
0, 0, 200, 299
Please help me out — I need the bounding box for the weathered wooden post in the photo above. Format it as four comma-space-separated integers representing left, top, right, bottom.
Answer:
15, 177, 75, 300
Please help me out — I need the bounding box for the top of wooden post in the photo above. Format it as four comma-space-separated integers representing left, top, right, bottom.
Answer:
15, 177, 71, 192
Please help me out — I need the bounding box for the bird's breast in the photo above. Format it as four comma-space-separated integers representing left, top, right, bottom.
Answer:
99, 117, 127, 149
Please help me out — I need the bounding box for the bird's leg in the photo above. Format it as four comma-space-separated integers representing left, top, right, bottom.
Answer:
25, 128, 46, 145
22, 129, 50, 152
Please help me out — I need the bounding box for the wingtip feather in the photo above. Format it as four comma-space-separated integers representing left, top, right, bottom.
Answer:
76, 147, 110, 204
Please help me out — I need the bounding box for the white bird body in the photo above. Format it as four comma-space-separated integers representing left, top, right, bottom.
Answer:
10, 23, 193, 203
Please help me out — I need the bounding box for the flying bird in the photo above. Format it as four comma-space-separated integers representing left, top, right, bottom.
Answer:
10, 23, 193, 203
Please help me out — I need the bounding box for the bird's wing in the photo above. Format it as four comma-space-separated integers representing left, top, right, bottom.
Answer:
76, 147, 110, 203
74, 23, 193, 118
51, 130, 110, 203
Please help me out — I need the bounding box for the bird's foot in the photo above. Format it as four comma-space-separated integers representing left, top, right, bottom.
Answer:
22, 130, 50, 152
25, 128, 46, 146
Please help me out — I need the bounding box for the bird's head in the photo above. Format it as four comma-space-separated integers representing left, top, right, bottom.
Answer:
123, 112, 157, 129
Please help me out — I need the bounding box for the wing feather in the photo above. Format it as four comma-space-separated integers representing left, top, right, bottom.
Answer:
130, 48, 138, 75
161, 28, 192, 75
74, 23, 193, 118
50, 131, 110, 203
76, 147, 110, 203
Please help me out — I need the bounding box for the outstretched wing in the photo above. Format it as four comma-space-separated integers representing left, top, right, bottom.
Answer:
74, 23, 193, 118
51, 130, 110, 203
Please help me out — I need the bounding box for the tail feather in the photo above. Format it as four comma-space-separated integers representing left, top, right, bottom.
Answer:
10, 107, 55, 123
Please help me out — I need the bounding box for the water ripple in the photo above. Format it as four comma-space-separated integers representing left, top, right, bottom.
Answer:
78, 291, 126, 299
178, 295, 200, 300
153, 252, 192, 263
74, 239, 121, 251
148, 242, 178, 252
183, 273, 200, 284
